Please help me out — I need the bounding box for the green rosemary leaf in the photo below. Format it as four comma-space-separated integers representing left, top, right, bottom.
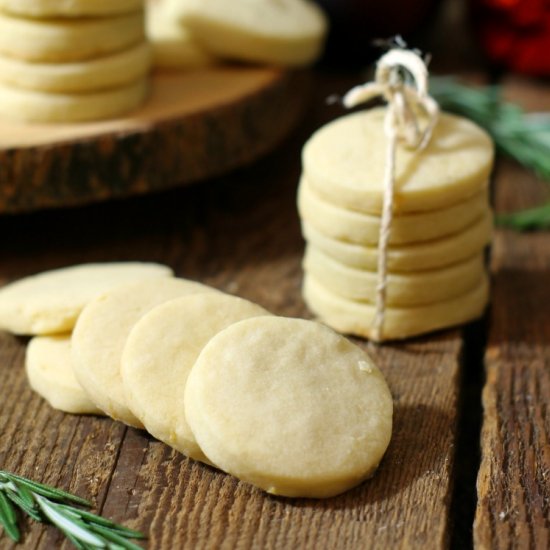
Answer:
63, 531, 88, 550
0, 471, 145, 548
496, 201, 550, 230
34, 495, 106, 548
88, 523, 144, 550
4, 488, 43, 522
0, 490, 20, 542
3, 473, 91, 507
12, 481, 35, 511
58, 505, 145, 538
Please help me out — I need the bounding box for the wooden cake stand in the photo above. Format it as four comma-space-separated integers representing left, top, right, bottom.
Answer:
0, 67, 308, 214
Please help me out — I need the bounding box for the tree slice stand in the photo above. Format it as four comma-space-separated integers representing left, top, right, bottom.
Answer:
0, 67, 308, 214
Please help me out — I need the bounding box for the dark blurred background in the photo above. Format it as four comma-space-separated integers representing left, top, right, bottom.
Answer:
315, 0, 550, 76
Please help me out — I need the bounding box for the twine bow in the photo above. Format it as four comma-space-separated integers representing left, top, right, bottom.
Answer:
342, 48, 439, 342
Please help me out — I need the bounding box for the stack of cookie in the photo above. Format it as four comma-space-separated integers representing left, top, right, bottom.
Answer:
299, 107, 495, 341
0, 0, 152, 123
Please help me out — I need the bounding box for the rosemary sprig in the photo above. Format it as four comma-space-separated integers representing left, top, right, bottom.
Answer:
0, 470, 145, 549
430, 77, 550, 230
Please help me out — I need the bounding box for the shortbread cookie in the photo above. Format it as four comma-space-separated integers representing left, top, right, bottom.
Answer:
304, 247, 485, 306
26, 336, 103, 415
173, 0, 327, 66
302, 213, 493, 272
0, 79, 148, 123
303, 108, 494, 214
0, 42, 152, 93
185, 316, 393, 498
0, 263, 172, 335
72, 278, 213, 428
0, 0, 143, 17
147, 0, 214, 69
303, 273, 489, 341
122, 293, 269, 461
0, 11, 144, 62
298, 178, 489, 245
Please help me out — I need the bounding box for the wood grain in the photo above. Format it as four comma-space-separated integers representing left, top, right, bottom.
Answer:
0, 67, 308, 214
0, 73, 466, 549
474, 77, 550, 549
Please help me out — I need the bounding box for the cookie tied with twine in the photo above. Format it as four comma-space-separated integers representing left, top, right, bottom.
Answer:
342, 48, 439, 342
299, 45, 493, 341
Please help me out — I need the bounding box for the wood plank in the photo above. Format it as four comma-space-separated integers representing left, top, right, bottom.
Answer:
0, 72, 464, 549
474, 77, 550, 549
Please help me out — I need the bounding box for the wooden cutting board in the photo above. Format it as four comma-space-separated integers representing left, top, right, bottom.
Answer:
0, 67, 308, 214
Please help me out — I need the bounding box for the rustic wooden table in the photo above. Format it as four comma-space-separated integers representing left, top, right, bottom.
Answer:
0, 69, 548, 549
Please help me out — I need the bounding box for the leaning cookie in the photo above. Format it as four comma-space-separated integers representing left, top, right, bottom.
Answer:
0, 263, 172, 336
172, 0, 328, 66
26, 336, 104, 415
121, 293, 269, 462
184, 316, 393, 498
72, 277, 215, 429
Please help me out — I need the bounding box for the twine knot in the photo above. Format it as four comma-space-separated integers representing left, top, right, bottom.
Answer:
342, 47, 439, 342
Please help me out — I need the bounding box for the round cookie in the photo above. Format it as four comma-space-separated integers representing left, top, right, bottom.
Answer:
184, 316, 393, 498
147, 0, 214, 70
121, 293, 270, 462
0, 262, 172, 335
0, 42, 152, 93
173, 0, 327, 66
72, 278, 214, 428
303, 108, 494, 214
303, 273, 490, 341
301, 213, 493, 272
0, 79, 148, 123
298, 177, 490, 245
26, 336, 103, 415
304, 247, 485, 306
0, 11, 145, 63
0, 0, 143, 17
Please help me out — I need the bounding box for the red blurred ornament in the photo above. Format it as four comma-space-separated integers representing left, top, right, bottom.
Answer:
472, 0, 550, 75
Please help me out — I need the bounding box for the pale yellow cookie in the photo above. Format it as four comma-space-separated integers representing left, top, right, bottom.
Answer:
302, 213, 493, 272
298, 177, 490, 245
147, 0, 214, 69
121, 293, 269, 461
0, 11, 145, 62
185, 316, 393, 498
0, 78, 148, 123
0, 262, 172, 336
26, 335, 103, 415
303, 108, 494, 214
303, 273, 489, 341
0, 0, 143, 17
304, 247, 485, 306
173, 0, 328, 66
0, 42, 152, 93
72, 277, 214, 428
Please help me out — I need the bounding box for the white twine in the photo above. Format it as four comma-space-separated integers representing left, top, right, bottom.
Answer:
342, 48, 439, 342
